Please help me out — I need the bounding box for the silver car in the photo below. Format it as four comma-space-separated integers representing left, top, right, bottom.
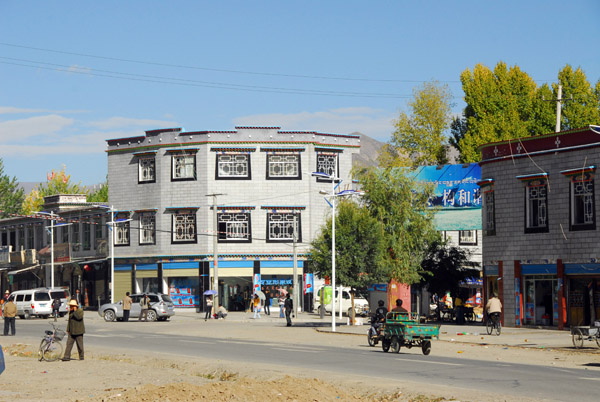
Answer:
98, 293, 175, 322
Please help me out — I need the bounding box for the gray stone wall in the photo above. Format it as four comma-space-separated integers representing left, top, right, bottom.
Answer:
106, 127, 361, 260
481, 146, 600, 265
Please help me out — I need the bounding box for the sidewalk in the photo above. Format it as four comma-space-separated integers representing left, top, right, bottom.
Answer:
174, 309, 580, 350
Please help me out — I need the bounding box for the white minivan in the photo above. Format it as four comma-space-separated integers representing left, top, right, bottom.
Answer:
10, 289, 54, 319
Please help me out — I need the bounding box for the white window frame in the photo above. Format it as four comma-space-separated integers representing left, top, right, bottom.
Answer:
139, 156, 155, 183
316, 152, 339, 179
216, 153, 250, 179
218, 212, 251, 242
458, 230, 477, 245
525, 180, 548, 232
115, 222, 130, 246
139, 213, 156, 245
267, 212, 301, 243
570, 176, 595, 229
267, 153, 300, 179
172, 212, 196, 243
172, 154, 196, 180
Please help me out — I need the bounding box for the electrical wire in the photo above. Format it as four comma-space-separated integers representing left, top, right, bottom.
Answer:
0, 42, 461, 84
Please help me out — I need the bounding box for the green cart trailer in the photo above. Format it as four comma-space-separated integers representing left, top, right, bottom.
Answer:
381, 312, 440, 355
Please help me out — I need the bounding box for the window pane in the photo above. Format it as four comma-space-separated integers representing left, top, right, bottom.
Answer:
316, 153, 337, 177
218, 154, 249, 178
173, 154, 195, 179
139, 157, 155, 182
268, 154, 299, 178
173, 213, 196, 242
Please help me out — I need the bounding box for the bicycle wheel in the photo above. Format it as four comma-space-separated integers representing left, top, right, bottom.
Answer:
572, 329, 584, 349
38, 339, 48, 361
495, 320, 501, 336
43, 340, 63, 362
486, 318, 493, 335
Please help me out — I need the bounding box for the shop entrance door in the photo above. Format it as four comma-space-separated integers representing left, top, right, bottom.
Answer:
524, 276, 557, 326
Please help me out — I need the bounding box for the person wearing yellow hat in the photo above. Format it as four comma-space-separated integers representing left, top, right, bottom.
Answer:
62, 299, 85, 361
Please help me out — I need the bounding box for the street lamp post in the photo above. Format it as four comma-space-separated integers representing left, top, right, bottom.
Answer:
312, 172, 363, 332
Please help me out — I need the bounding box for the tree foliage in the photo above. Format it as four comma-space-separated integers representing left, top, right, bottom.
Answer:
454, 62, 600, 162
419, 241, 479, 297
309, 200, 387, 290
0, 158, 24, 218
357, 167, 440, 285
386, 81, 453, 167
22, 166, 87, 214
87, 178, 108, 203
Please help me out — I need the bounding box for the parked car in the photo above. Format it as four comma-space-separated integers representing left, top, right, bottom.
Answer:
9, 289, 53, 319
98, 293, 175, 322
313, 286, 369, 316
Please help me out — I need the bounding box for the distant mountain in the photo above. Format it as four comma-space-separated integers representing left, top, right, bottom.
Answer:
18, 182, 42, 194
352, 132, 385, 168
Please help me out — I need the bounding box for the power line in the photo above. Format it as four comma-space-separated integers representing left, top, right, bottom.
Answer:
0, 42, 461, 84
0, 58, 418, 99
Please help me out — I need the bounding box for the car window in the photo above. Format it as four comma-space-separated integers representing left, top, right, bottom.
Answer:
51, 291, 67, 299
342, 291, 350, 299
34, 292, 51, 301
149, 295, 159, 303
161, 294, 173, 303
24, 294, 31, 302
131, 295, 140, 303
15, 294, 23, 302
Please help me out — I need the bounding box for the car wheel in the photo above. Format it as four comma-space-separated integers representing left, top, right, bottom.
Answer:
147, 310, 157, 322
23, 311, 31, 320
422, 340, 432, 356
391, 336, 401, 353
103, 309, 116, 322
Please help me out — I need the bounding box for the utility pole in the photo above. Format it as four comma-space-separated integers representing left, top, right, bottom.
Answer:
206, 193, 224, 315
555, 84, 563, 133
50, 212, 55, 288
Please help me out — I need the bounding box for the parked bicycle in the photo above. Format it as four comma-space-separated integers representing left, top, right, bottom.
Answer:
38, 323, 65, 362
486, 312, 501, 336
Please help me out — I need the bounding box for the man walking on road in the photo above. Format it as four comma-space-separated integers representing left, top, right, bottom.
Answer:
284, 293, 294, 327
63, 299, 85, 361
3, 297, 16, 336
122, 292, 133, 322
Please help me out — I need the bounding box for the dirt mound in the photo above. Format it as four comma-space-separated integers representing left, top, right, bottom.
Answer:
91, 377, 407, 402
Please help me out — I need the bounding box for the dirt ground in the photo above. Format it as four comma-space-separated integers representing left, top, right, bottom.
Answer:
2, 334, 594, 402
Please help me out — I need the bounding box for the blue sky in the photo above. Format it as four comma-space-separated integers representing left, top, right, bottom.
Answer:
1, 1, 599, 185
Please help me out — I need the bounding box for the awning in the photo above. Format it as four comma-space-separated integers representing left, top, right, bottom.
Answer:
8, 265, 41, 275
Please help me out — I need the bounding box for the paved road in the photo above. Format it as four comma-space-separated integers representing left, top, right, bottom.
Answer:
8, 315, 600, 401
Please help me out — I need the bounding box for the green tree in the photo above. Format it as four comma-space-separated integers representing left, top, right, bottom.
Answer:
387, 81, 453, 167
309, 200, 387, 321
87, 178, 108, 203
556, 65, 600, 130
22, 166, 87, 214
455, 62, 600, 162
419, 241, 479, 299
0, 158, 25, 218
357, 167, 440, 285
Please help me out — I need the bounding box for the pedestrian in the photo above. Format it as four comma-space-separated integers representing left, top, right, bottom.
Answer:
3, 290, 10, 302
52, 296, 61, 322
139, 293, 149, 321
253, 294, 261, 319
3, 297, 16, 336
122, 292, 133, 322
391, 298, 407, 313
62, 299, 85, 361
284, 293, 293, 327
205, 294, 213, 321
216, 305, 228, 319
264, 291, 271, 315
278, 294, 285, 318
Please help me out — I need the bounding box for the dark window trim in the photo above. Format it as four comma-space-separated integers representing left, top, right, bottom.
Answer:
171, 153, 197, 182
458, 230, 478, 245
569, 178, 596, 231
215, 153, 252, 181
217, 212, 252, 243
265, 212, 302, 243
139, 213, 157, 246
266, 153, 302, 180
170, 212, 198, 245
138, 156, 156, 184
315, 153, 340, 183
483, 189, 496, 236
524, 183, 549, 234
114, 219, 130, 247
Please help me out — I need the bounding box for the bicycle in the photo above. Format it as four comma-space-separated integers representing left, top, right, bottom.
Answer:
486, 312, 501, 336
38, 323, 65, 362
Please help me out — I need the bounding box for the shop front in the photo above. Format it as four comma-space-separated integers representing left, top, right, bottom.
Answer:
565, 263, 600, 326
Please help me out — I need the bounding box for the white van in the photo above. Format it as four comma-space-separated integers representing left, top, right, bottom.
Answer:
313, 286, 370, 316
9, 289, 54, 319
